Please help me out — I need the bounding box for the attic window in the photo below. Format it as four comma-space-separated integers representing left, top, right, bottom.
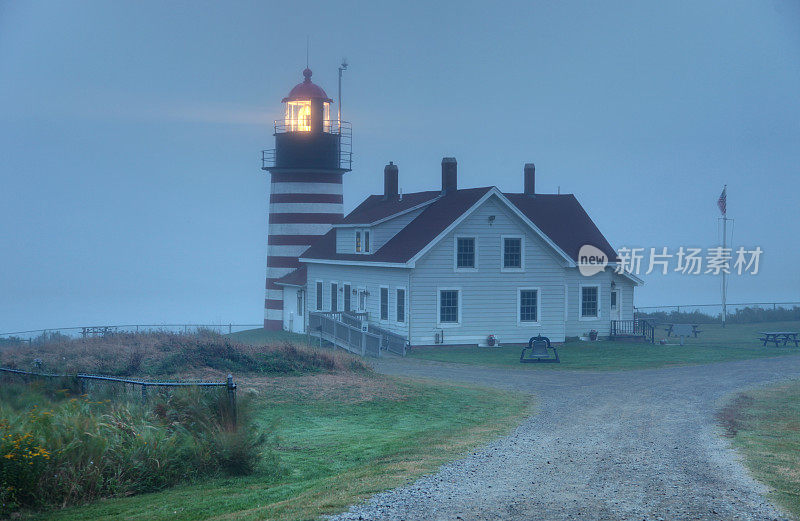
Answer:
355, 229, 371, 254
502, 236, 524, 271
456, 237, 476, 269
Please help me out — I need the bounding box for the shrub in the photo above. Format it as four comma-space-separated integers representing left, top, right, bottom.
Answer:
0, 383, 273, 515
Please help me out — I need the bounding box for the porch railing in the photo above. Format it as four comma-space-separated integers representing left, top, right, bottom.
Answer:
308, 311, 406, 357
308, 311, 382, 357
368, 323, 408, 356
610, 319, 655, 344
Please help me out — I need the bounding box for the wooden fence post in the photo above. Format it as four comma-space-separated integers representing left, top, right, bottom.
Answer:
227, 374, 237, 428
141, 384, 148, 404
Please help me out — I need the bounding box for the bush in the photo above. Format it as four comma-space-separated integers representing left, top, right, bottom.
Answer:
0, 383, 274, 515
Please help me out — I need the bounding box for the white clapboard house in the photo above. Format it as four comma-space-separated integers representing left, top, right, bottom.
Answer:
262, 70, 640, 347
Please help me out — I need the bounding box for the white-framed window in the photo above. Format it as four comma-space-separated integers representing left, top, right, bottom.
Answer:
396, 287, 406, 323
501, 235, 524, 271
454, 236, 477, 271
437, 288, 461, 327
330, 282, 338, 311
355, 229, 371, 254
315, 281, 323, 311
580, 285, 600, 319
518, 288, 540, 325
380, 286, 389, 320
343, 283, 351, 312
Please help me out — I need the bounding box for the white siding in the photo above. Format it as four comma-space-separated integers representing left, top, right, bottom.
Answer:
336, 228, 355, 254
282, 286, 306, 333
409, 195, 569, 345
563, 270, 636, 337
306, 263, 412, 337
614, 273, 636, 321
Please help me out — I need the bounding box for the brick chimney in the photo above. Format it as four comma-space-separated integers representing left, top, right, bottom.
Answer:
441, 157, 457, 195
383, 161, 398, 199
524, 163, 535, 195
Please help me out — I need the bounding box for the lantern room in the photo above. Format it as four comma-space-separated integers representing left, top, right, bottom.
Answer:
282, 68, 332, 133
262, 67, 352, 172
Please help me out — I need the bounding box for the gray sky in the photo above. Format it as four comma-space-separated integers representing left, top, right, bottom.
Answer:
1, 0, 799, 331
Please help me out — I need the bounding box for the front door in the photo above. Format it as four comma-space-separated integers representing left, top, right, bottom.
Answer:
610, 289, 620, 321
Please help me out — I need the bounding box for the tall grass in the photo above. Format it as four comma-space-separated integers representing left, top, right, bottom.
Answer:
0, 381, 273, 515
0, 329, 368, 376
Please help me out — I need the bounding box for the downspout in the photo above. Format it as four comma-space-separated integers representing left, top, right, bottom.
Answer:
407, 270, 412, 347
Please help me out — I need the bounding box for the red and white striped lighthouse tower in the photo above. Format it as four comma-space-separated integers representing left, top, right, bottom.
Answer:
261, 69, 352, 330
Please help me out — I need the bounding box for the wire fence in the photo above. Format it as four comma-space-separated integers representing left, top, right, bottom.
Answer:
0, 323, 262, 345
635, 301, 800, 324
0, 367, 238, 425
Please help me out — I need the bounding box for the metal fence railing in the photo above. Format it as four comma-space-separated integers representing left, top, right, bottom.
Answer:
635, 302, 800, 324
0, 323, 263, 344
635, 301, 800, 314
0, 367, 238, 425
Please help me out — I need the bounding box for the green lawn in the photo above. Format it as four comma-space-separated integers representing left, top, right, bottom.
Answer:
719, 379, 800, 517
37, 375, 531, 521
408, 321, 800, 371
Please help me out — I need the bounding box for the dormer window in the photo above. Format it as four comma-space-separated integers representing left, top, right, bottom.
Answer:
355, 229, 371, 254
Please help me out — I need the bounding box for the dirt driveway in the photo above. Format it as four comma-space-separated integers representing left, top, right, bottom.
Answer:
330, 354, 800, 521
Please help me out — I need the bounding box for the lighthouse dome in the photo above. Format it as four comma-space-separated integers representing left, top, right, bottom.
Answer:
282, 68, 333, 103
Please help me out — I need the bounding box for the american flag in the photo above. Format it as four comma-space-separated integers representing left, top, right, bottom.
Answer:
717, 186, 727, 216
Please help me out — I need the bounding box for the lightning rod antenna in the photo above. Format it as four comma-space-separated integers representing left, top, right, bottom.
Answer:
338, 58, 348, 125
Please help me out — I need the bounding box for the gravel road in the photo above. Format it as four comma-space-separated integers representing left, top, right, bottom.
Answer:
330, 354, 800, 521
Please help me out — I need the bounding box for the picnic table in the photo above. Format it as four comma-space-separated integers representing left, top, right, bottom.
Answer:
759, 331, 799, 348
664, 324, 702, 338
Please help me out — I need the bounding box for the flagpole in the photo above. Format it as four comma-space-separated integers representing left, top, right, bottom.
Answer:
721, 185, 728, 328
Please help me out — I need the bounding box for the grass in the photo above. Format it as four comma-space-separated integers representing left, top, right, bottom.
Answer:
0, 382, 268, 515
408, 321, 800, 371
718, 380, 800, 517
228, 328, 312, 347
0, 330, 366, 377
33, 373, 531, 521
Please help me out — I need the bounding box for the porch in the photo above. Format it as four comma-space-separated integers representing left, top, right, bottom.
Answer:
610, 319, 656, 343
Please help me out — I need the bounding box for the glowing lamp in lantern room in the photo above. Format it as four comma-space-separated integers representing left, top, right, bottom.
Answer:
282, 68, 331, 133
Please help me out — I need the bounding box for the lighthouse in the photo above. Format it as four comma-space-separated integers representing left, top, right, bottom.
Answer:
261, 68, 352, 330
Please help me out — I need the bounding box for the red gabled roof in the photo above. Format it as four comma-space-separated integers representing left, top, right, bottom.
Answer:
504, 193, 619, 263
303, 188, 491, 264
300, 187, 619, 265
340, 190, 441, 225
274, 266, 307, 287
